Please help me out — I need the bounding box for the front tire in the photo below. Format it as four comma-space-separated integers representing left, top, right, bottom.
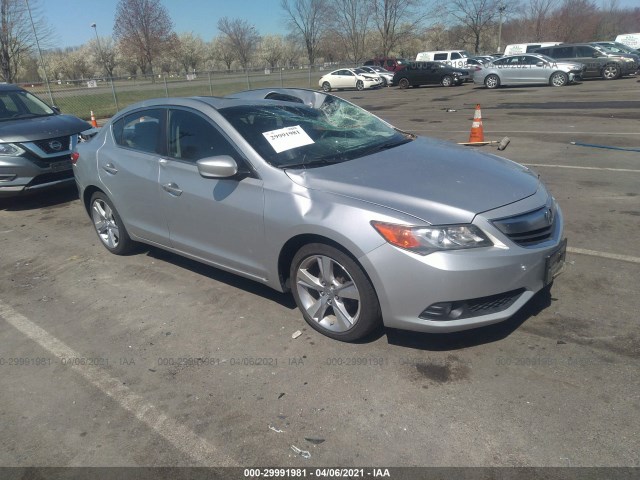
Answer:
356, 80, 364, 91
484, 74, 500, 89
290, 243, 381, 341
602, 63, 620, 80
322, 81, 331, 92
90, 191, 135, 255
550, 71, 568, 87
441, 75, 454, 87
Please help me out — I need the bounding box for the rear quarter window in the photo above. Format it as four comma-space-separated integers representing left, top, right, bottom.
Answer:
434, 53, 448, 60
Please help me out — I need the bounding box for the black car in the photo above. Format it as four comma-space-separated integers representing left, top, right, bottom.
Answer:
392, 62, 468, 88
0, 84, 90, 197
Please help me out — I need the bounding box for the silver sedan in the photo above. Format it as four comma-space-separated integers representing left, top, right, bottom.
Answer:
473, 54, 586, 88
73, 88, 565, 341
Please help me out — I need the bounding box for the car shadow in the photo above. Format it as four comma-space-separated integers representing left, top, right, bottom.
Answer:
142, 245, 553, 346
0, 186, 79, 212
143, 246, 298, 310
384, 285, 553, 350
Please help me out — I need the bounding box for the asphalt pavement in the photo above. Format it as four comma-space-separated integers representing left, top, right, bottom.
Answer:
0, 76, 639, 470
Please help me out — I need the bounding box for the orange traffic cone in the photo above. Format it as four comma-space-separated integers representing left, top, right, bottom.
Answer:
90, 110, 98, 128
468, 104, 484, 143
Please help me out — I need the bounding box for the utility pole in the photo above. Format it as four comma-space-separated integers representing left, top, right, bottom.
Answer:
91, 23, 119, 110
497, 4, 507, 54
25, 0, 54, 105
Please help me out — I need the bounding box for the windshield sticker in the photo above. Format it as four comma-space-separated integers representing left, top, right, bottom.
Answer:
262, 125, 314, 153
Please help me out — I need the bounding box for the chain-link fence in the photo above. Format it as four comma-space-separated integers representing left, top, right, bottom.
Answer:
19, 64, 356, 123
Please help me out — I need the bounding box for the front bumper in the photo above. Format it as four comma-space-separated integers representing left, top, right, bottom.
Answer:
0, 156, 74, 198
359, 194, 565, 333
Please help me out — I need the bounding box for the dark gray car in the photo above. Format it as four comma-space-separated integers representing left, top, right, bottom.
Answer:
0, 84, 90, 197
534, 43, 637, 79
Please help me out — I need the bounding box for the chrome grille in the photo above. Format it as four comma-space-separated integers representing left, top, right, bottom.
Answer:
32, 135, 71, 154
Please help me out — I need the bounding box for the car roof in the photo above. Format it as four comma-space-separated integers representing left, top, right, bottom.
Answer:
0, 84, 25, 92
113, 88, 329, 118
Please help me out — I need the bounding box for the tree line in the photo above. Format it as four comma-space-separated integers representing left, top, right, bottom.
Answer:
1, 0, 638, 84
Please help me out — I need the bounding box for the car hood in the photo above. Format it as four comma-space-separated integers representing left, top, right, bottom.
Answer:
285, 137, 540, 225
0, 114, 91, 143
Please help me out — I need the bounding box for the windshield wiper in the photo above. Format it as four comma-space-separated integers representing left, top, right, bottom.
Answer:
279, 157, 342, 169
356, 137, 413, 156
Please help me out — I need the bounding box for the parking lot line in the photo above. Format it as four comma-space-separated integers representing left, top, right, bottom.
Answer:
408, 129, 640, 135
567, 247, 640, 264
523, 164, 640, 173
0, 300, 235, 467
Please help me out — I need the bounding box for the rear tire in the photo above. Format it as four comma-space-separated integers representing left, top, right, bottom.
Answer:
398, 78, 410, 89
322, 81, 331, 92
290, 243, 381, 342
90, 192, 135, 255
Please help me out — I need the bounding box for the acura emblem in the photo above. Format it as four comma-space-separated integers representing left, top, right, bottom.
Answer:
544, 208, 554, 225
48, 140, 63, 151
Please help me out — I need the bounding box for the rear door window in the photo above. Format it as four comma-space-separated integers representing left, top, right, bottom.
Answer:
434, 53, 448, 61
576, 46, 595, 57
554, 47, 575, 58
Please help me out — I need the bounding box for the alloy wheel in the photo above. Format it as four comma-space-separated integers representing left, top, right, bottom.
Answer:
92, 198, 120, 249
295, 254, 361, 333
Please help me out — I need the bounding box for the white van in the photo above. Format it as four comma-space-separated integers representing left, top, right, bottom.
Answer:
415, 50, 470, 68
615, 33, 640, 50
503, 42, 561, 56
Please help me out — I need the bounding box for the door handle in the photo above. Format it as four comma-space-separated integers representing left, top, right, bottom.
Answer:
162, 182, 183, 196
102, 163, 118, 174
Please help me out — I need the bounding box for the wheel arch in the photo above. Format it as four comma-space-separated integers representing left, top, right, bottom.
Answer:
277, 233, 373, 293
82, 185, 105, 215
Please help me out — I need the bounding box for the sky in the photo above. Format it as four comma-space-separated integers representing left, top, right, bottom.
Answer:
43, 0, 286, 49
42, 0, 640, 50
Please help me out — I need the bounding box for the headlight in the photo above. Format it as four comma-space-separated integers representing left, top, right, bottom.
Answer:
371, 221, 493, 255
0, 143, 25, 156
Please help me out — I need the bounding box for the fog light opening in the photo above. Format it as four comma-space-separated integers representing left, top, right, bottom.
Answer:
0, 174, 17, 182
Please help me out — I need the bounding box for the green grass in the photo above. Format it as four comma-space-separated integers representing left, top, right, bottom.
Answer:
26, 72, 321, 121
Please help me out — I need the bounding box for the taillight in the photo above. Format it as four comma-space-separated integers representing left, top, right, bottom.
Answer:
70, 152, 80, 164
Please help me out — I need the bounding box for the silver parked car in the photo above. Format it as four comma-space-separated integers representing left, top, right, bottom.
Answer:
73, 88, 566, 341
358, 65, 395, 86
0, 84, 91, 197
473, 53, 585, 88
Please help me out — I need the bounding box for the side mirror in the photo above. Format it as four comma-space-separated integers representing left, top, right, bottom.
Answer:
51, 106, 61, 114
536, 61, 544, 67
592, 52, 601, 58
196, 155, 239, 178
